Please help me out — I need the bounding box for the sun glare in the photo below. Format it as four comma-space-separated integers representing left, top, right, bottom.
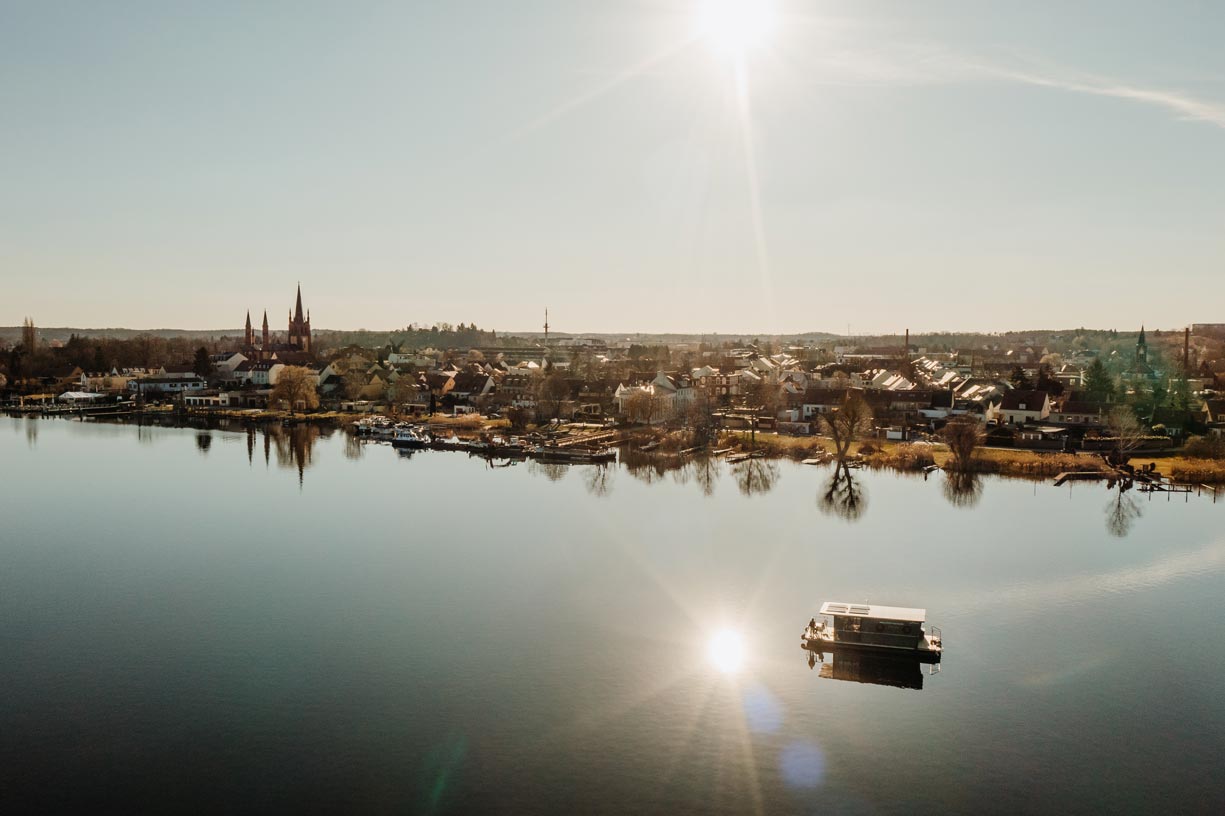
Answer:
708, 628, 746, 674
696, 0, 777, 55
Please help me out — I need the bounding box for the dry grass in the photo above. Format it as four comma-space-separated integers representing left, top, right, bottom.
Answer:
863, 443, 936, 471
967, 449, 1109, 477
727, 431, 833, 460
1169, 460, 1225, 484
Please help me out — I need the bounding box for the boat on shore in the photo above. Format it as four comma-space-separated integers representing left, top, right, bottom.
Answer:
802, 602, 942, 663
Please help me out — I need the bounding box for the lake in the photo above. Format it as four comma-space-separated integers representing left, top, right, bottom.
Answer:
2, 416, 1223, 814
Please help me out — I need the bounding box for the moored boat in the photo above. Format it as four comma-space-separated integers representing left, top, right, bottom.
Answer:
802, 602, 942, 662
392, 426, 431, 448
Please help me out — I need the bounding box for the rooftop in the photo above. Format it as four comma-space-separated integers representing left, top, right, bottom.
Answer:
819, 601, 926, 622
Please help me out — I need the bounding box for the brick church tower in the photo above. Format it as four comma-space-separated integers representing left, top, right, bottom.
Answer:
287, 284, 312, 353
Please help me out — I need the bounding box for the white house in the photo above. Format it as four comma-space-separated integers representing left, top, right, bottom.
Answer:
210, 352, 247, 375
994, 390, 1052, 426
234, 361, 284, 386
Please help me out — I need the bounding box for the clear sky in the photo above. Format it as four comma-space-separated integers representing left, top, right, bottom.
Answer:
2, 1, 1223, 335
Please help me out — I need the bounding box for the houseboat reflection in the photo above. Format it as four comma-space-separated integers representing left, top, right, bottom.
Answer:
803, 645, 936, 691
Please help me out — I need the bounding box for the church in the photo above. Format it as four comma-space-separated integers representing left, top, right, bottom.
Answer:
242, 285, 313, 360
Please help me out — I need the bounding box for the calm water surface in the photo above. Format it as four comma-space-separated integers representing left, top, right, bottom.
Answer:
2, 417, 1224, 814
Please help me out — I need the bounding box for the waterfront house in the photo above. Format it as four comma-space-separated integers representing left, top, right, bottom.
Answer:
995, 390, 1052, 426
234, 360, 284, 387
1049, 398, 1109, 429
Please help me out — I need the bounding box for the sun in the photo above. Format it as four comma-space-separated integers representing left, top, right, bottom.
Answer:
696, 0, 778, 56
707, 628, 746, 674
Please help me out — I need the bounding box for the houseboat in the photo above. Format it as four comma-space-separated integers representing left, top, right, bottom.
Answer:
802, 602, 942, 663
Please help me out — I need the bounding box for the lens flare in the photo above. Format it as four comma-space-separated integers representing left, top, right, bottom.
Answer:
708, 628, 746, 673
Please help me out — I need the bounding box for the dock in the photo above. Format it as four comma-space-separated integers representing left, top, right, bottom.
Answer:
1053, 471, 1108, 486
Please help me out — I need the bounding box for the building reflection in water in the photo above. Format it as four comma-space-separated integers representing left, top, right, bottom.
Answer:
803, 644, 936, 691
25, 418, 38, 448
817, 463, 868, 521
237, 424, 327, 485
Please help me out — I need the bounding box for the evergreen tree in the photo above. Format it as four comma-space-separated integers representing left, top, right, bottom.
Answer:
1084, 358, 1115, 401
192, 346, 213, 378
1009, 365, 1032, 390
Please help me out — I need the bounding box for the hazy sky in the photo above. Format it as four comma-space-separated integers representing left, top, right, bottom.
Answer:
3, 1, 1223, 335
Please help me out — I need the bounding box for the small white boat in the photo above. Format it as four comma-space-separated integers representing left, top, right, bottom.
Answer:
802, 602, 942, 662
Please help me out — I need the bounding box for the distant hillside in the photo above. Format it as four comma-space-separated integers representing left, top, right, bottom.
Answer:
0, 326, 243, 344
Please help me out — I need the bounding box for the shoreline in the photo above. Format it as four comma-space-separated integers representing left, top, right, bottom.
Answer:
10, 407, 1225, 484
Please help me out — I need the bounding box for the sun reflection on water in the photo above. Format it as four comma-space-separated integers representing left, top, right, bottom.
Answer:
708, 628, 746, 674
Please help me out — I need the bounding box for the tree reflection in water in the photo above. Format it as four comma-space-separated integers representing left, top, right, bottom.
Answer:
733, 457, 780, 497
690, 455, 721, 497
583, 463, 613, 497
528, 460, 569, 482
621, 447, 669, 485
343, 431, 364, 461
195, 432, 212, 455
941, 470, 983, 509
817, 462, 868, 521
1105, 478, 1142, 538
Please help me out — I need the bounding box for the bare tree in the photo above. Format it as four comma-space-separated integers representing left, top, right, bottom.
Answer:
941, 415, 985, 472
1107, 405, 1144, 466
685, 388, 719, 447
537, 371, 570, 419
506, 405, 532, 432
343, 366, 368, 403
625, 390, 656, 425
390, 376, 419, 414
820, 391, 873, 460
269, 366, 320, 413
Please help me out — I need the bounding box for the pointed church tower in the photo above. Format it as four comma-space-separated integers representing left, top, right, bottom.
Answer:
244, 311, 254, 346
1137, 325, 1148, 363
287, 283, 311, 352
262, 310, 270, 348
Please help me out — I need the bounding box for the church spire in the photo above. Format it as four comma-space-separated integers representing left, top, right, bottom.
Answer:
262, 310, 270, 348
244, 310, 253, 346
294, 283, 305, 323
